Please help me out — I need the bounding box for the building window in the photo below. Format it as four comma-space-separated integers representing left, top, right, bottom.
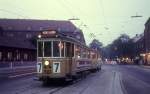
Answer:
6, 33, 14, 37
24, 53, 28, 60
26, 33, 32, 38
39, 27, 43, 30
27, 27, 31, 30
0, 52, 2, 60
17, 53, 20, 60
7, 52, 12, 60
8, 26, 13, 30
0, 26, 3, 31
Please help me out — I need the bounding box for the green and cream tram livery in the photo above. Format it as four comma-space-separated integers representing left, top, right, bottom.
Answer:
37, 30, 101, 82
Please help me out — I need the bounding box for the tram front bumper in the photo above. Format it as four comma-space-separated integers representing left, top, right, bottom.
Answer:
37, 73, 66, 80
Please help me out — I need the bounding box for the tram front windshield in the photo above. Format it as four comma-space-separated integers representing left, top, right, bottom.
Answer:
37, 41, 74, 57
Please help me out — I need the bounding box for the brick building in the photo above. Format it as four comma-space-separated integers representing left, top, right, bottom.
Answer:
0, 19, 85, 68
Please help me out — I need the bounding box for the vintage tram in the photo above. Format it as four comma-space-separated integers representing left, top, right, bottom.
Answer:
37, 30, 101, 83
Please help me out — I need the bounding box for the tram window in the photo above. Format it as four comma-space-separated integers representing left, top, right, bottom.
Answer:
91, 52, 96, 59
44, 41, 51, 57
82, 49, 87, 58
88, 50, 90, 58
59, 42, 64, 57
75, 45, 81, 58
66, 42, 74, 57
53, 41, 60, 57
80, 48, 84, 58
71, 44, 74, 57
38, 42, 43, 57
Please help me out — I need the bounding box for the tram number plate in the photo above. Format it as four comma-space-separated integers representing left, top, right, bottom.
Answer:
53, 62, 60, 73
37, 63, 42, 73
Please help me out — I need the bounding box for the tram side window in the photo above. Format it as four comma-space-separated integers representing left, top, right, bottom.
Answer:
71, 44, 74, 57
59, 42, 64, 57
91, 51, 96, 59
75, 45, 81, 58
53, 41, 60, 57
96, 53, 98, 59
88, 50, 90, 58
38, 42, 43, 57
66, 42, 74, 57
82, 49, 87, 58
44, 41, 51, 57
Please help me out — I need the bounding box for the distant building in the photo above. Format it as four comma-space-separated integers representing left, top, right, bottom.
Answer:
132, 34, 145, 56
144, 17, 150, 65
132, 33, 145, 64
0, 19, 85, 68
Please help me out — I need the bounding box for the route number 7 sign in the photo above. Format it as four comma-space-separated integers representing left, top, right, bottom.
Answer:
53, 62, 60, 73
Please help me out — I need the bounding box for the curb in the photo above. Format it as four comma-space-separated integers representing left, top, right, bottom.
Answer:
140, 65, 150, 69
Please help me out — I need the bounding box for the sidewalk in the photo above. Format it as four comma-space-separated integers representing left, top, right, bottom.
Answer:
0, 65, 36, 79
0, 65, 36, 70
0, 66, 36, 72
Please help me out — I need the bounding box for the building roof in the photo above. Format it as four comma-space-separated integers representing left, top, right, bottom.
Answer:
0, 19, 86, 49
132, 33, 144, 43
145, 17, 150, 26
0, 19, 77, 32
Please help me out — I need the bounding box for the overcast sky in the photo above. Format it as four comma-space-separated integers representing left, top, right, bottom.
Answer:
0, 0, 150, 46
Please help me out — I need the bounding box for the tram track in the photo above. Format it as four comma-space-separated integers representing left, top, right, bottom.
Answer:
49, 87, 66, 94
1, 68, 103, 94
48, 71, 103, 94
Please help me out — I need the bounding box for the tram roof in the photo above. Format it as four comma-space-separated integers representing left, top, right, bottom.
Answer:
38, 30, 90, 49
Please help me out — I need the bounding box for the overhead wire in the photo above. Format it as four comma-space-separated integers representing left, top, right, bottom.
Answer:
56, 0, 77, 19
61, 0, 99, 41
56, 0, 103, 43
0, 8, 30, 19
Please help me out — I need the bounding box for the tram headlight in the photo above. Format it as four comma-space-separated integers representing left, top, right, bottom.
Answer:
44, 60, 49, 66
38, 34, 41, 38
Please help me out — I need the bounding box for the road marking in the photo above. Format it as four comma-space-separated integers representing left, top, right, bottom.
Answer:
9, 72, 36, 78
111, 71, 124, 94
119, 73, 128, 94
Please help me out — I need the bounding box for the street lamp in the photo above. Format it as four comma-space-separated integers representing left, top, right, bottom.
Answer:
131, 13, 143, 18
68, 17, 80, 21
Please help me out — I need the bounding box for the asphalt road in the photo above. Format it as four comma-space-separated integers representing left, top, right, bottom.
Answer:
0, 64, 150, 94
117, 65, 150, 94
